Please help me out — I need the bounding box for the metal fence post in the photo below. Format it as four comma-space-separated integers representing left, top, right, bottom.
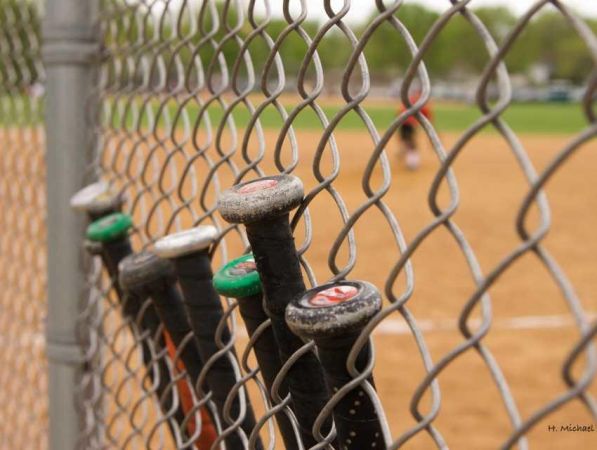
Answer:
43, 0, 98, 448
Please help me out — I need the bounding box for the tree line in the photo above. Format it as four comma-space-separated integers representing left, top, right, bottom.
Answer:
102, 3, 596, 87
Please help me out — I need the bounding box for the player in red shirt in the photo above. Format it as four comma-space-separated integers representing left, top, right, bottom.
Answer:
398, 92, 433, 170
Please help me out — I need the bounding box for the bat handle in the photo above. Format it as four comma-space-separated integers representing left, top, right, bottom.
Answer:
138, 278, 237, 446
173, 252, 263, 450
286, 280, 386, 448
236, 294, 300, 450
121, 288, 189, 443
86, 213, 134, 299
214, 253, 300, 450
146, 283, 206, 386
237, 294, 285, 394
100, 237, 133, 298
88, 205, 120, 222
243, 219, 334, 446
127, 287, 216, 449
217, 176, 335, 446
316, 334, 385, 449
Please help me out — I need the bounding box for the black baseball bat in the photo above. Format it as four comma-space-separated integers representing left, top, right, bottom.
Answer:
213, 253, 300, 450
154, 227, 263, 450
119, 250, 252, 450
218, 175, 334, 447
286, 280, 387, 449
84, 213, 193, 445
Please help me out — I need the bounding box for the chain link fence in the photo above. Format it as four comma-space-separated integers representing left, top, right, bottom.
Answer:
83, 0, 597, 448
1, 0, 597, 449
0, 0, 46, 449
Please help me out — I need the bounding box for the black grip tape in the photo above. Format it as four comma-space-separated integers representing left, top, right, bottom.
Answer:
92, 241, 192, 442
173, 253, 263, 450
237, 293, 299, 450
96, 240, 186, 441
123, 290, 187, 434
315, 333, 385, 449
245, 216, 306, 316
99, 236, 133, 300
136, 281, 206, 387
141, 278, 252, 450
245, 216, 333, 447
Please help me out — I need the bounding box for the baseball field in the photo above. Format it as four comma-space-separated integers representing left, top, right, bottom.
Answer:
3, 0, 597, 446
238, 130, 596, 450
3, 97, 595, 449
96, 97, 597, 449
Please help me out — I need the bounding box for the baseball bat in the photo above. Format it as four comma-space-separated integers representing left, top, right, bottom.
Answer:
73, 185, 217, 447
154, 226, 263, 450
218, 175, 334, 447
286, 281, 387, 449
85, 214, 199, 445
213, 253, 300, 450
119, 250, 251, 450
71, 185, 177, 423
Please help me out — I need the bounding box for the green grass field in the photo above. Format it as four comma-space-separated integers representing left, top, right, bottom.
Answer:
2, 96, 588, 134
106, 99, 589, 135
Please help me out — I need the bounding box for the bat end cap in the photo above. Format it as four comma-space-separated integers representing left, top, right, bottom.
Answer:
154, 225, 218, 258
70, 181, 124, 215
218, 175, 304, 224
86, 212, 133, 243
213, 253, 262, 298
286, 281, 381, 339
118, 251, 174, 291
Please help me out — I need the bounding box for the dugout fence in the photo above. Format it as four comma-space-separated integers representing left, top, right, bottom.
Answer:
0, 0, 596, 449
0, 0, 46, 448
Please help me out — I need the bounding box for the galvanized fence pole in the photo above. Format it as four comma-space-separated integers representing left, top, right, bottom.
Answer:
43, 0, 98, 448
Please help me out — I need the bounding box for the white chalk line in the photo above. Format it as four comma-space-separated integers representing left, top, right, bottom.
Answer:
1, 313, 594, 348
374, 313, 597, 336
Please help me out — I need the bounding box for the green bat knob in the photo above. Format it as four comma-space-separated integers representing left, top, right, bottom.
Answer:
86, 212, 133, 243
213, 253, 262, 298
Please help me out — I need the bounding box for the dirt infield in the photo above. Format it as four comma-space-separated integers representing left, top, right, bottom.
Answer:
1, 127, 590, 448
99, 128, 597, 448
2, 123, 586, 449
303, 131, 597, 449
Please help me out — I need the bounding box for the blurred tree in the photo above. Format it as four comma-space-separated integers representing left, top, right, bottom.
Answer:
95, 1, 596, 89
507, 11, 595, 83
359, 4, 440, 77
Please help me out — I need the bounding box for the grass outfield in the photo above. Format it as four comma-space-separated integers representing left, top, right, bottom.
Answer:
1, 96, 588, 134
105, 99, 589, 134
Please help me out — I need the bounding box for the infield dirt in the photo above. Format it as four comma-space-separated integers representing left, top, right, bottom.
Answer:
99, 128, 597, 449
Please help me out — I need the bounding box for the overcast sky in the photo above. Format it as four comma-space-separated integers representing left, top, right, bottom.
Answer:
251, 0, 597, 22
151, 1, 597, 22
401, 0, 597, 17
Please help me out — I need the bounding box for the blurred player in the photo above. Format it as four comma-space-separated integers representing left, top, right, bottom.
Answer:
398, 90, 433, 170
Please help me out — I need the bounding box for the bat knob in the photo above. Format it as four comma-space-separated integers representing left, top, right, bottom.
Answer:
118, 251, 175, 291
153, 225, 218, 259
70, 181, 124, 215
218, 175, 304, 224
213, 253, 262, 298
86, 212, 133, 243
83, 239, 104, 256
285, 281, 382, 339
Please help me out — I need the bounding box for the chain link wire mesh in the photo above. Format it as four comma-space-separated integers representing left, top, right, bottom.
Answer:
0, 0, 46, 448
74, 0, 597, 448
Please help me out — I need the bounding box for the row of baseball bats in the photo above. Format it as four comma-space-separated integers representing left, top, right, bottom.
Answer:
70, 174, 388, 449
